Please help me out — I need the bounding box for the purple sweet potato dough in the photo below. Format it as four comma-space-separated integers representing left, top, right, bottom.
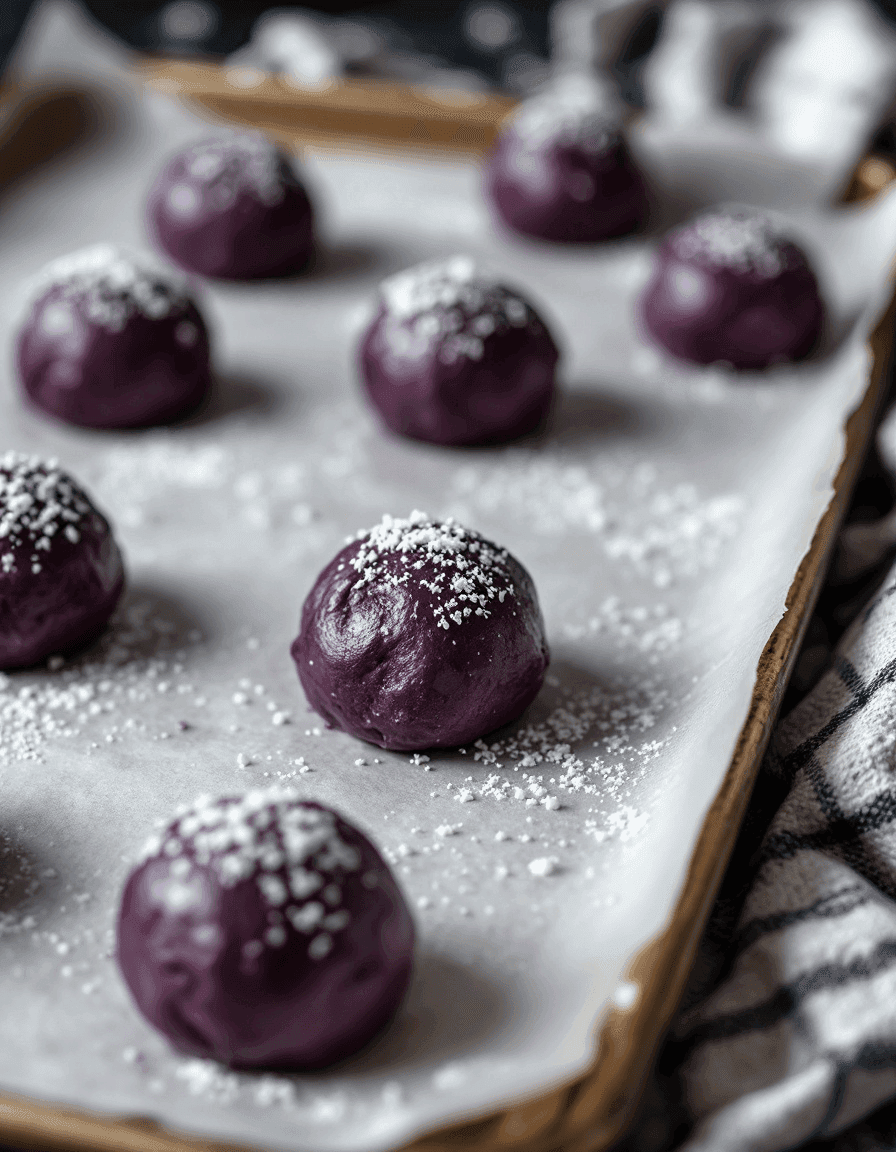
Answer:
359, 256, 559, 446
117, 789, 414, 1070
0, 453, 124, 669
639, 206, 825, 370
292, 511, 550, 750
16, 245, 212, 430
147, 133, 315, 280
484, 82, 648, 243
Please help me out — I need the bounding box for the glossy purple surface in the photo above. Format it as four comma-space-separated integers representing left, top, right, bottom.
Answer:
291, 513, 549, 750
485, 124, 647, 244
640, 208, 826, 370
117, 792, 414, 1070
0, 455, 124, 669
359, 257, 559, 446
148, 135, 315, 280
16, 247, 212, 430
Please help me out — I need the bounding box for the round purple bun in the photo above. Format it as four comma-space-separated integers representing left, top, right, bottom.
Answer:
292, 511, 549, 750
639, 206, 825, 370
147, 134, 314, 280
359, 256, 559, 446
117, 789, 414, 1070
0, 453, 124, 669
484, 84, 647, 243
16, 245, 212, 430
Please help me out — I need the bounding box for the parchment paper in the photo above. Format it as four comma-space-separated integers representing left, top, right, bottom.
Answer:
1, 4, 896, 1151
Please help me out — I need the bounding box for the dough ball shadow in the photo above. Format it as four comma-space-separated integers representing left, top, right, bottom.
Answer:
183, 372, 283, 428
87, 581, 209, 663
306, 239, 388, 282
335, 950, 516, 1074
544, 384, 649, 448
0, 828, 57, 917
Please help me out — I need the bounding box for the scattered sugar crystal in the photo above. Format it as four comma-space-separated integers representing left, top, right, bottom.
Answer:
350, 511, 516, 631
509, 74, 618, 151
433, 1062, 468, 1090
382, 1081, 403, 1108
25, 245, 192, 333
183, 134, 288, 207
671, 206, 787, 277
254, 1076, 296, 1108
612, 981, 639, 1009
175, 1059, 240, 1102
310, 1094, 347, 1123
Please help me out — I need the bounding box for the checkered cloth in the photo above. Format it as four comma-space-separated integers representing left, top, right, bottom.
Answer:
620, 407, 896, 1152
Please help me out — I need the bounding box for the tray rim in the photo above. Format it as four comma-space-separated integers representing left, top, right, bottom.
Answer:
136, 60, 518, 155
0, 76, 893, 1152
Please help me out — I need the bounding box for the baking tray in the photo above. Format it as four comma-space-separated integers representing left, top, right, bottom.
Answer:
1, 5, 896, 1152
136, 58, 518, 155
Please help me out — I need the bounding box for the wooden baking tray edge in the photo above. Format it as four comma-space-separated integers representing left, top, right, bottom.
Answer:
0, 155, 893, 1152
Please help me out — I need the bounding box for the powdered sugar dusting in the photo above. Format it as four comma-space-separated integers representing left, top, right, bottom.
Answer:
141, 790, 361, 961
671, 207, 788, 277
451, 456, 744, 588
0, 594, 202, 763
27, 245, 191, 333
563, 598, 683, 664
348, 511, 517, 629
508, 83, 617, 153
469, 674, 669, 821
0, 453, 92, 576
381, 256, 479, 320
378, 256, 533, 365
182, 134, 287, 208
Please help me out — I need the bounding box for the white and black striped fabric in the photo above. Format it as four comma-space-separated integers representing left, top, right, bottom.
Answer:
675, 583, 896, 1150
619, 409, 896, 1152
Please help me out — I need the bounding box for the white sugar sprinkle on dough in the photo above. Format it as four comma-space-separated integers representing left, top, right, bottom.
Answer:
0, 453, 92, 576
378, 256, 533, 365
141, 788, 362, 959
508, 83, 617, 153
671, 207, 788, 277
26, 245, 192, 333
349, 511, 517, 629
182, 133, 288, 208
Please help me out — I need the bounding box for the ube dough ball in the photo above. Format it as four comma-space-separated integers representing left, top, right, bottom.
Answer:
148, 134, 315, 280
16, 245, 212, 430
117, 789, 414, 1070
639, 206, 825, 370
0, 453, 124, 669
484, 83, 648, 243
292, 511, 549, 751
359, 256, 559, 446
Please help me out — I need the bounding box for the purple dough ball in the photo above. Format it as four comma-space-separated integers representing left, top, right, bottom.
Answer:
0, 453, 124, 669
117, 789, 414, 1070
359, 256, 559, 446
292, 511, 549, 750
16, 245, 212, 430
484, 86, 647, 243
148, 134, 315, 280
639, 206, 825, 370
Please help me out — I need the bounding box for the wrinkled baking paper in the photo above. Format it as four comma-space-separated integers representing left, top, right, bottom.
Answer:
0, 4, 895, 1151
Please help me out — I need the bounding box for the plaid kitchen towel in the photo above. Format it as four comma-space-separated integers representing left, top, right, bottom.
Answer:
620, 409, 896, 1152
